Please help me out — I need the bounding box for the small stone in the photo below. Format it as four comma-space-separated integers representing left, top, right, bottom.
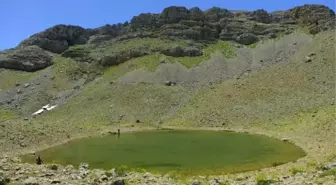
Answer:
323, 162, 336, 170
23, 177, 39, 185
192, 180, 202, 185
111, 179, 125, 185
19, 142, 27, 147
304, 56, 312, 63
15, 82, 20, 86
136, 120, 142, 123
24, 83, 30, 88
101, 175, 108, 181
109, 81, 114, 84
143, 172, 151, 178
48, 164, 58, 171
164, 81, 172, 86
308, 52, 316, 57
0, 177, 10, 185
36, 82, 40, 85
50, 76, 55, 80
282, 138, 289, 142
51, 179, 61, 184
79, 163, 89, 170
17, 89, 22, 94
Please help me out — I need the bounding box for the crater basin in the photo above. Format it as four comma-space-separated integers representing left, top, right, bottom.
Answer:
22, 130, 306, 175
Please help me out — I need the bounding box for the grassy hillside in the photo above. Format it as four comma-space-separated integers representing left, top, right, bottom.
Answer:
0, 31, 334, 164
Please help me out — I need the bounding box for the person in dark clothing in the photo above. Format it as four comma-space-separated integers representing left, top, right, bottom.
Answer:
36, 155, 43, 165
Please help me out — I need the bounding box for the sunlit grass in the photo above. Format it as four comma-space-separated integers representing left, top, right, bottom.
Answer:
0, 70, 36, 89
0, 108, 16, 121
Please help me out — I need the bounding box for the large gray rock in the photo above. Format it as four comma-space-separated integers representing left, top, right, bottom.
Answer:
131, 13, 160, 29
236, 33, 259, 45
61, 46, 92, 62
189, 7, 204, 21
250, 9, 272, 23
161, 46, 202, 57
0, 177, 10, 185
160, 6, 189, 23
19, 24, 91, 53
285, 4, 335, 34
0, 46, 53, 72
205, 7, 234, 22
111, 179, 125, 185
286, 4, 335, 24
94, 24, 124, 36
160, 24, 218, 41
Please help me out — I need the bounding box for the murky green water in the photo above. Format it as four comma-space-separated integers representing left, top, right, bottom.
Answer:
22, 130, 306, 175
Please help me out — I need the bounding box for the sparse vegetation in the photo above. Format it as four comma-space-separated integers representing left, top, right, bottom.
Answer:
289, 167, 305, 175
0, 109, 16, 121
0, 70, 36, 89
115, 165, 128, 177
319, 168, 336, 178
255, 173, 275, 185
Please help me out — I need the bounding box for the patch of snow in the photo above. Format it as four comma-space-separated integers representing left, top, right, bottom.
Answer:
32, 104, 57, 116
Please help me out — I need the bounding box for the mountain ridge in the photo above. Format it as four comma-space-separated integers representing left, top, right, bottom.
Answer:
0, 4, 334, 72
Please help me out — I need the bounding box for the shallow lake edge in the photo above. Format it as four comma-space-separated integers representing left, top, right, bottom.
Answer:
19, 126, 307, 176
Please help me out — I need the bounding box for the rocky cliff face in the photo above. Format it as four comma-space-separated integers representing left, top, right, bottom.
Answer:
0, 46, 53, 72
0, 4, 334, 72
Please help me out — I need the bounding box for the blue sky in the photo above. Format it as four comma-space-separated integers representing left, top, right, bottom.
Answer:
1, 0, 335, 50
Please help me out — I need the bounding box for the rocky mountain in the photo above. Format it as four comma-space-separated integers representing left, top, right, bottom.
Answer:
0, 4, 334, 72
0, 4, 335, 185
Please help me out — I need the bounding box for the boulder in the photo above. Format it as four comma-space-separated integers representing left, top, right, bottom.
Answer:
0, 46, 53, 72
164, 81, 172, 86
192, 180, 202, 185
94, 24, 124, 36
0, 177, 10, 185
286, 5, 335, 34
304, 56, 312, 63
160, 6, 189, 23
19, 24, 91, 53
287, 5, 335, 24
236, 33, 259, 45
111, 179, 125, 185
323, 162, 336, 170
189, 7, 204, 21
205, 7, 234, 22
79, 163, 89, 170
88, 34, 114, 44
161, 46, 202, 57
61, 46, 92, 62
270, 11, 287, 22
98, 54, 119, 67
161, 46, 184, 57
183, 47, 203, 56
131, 13, 160, 29
250, 9, 272, 23
48, 164, 58, 171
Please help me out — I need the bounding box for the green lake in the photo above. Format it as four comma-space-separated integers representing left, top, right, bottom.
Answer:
22, 130, 306, 175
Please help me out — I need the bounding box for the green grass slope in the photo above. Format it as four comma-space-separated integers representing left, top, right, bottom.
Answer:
0, 31, 334, 161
